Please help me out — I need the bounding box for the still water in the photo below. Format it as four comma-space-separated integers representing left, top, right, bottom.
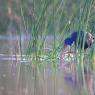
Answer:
0, 34, 94, 95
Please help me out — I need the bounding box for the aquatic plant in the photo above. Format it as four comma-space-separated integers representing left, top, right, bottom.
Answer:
10, 0, 95, 95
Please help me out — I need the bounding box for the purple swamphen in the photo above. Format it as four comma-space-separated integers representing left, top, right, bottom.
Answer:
64, 31, 94, 50
62, 31, 94, 86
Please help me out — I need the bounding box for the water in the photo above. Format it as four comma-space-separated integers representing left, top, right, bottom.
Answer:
0, 60, 83, 95
0, 33, 94, 95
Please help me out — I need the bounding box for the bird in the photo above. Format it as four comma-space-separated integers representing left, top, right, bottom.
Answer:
61, 31, 94, 90
64, 31, 94, 50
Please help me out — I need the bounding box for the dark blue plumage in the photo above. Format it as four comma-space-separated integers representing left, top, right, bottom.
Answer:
64, 37, 74, 46
64, 31, 77, 46
71, 32, 77, 41
64, 31, 94, 49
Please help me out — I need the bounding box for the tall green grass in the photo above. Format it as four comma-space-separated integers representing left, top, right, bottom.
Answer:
18, 0, 95, 95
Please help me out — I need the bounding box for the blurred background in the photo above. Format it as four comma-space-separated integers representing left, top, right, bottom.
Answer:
0, 0, 95, 95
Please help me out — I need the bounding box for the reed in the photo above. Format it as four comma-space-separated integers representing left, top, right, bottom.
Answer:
18, 0, 95, 95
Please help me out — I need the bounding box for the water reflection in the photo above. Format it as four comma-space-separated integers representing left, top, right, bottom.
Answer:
0, 34, 94, 95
